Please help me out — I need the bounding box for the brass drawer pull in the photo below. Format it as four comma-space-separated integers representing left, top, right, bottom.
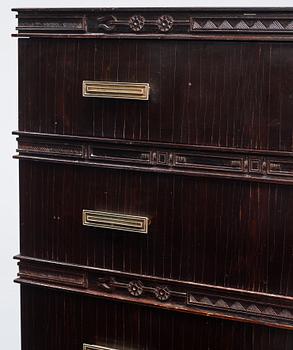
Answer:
82, 210, 149, 234
82, 81, 150, 100
83, 345, 118, 350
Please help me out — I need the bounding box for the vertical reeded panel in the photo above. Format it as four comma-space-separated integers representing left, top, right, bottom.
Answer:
21, 286, 293, 350
19, 161, 293, 296
15, 8, 293, 350
19, 38, 293, 151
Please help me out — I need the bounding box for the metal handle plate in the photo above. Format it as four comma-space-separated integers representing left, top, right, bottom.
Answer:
82, 81, 150, 100
82, 210, 149, 234
83, 345, 118, 350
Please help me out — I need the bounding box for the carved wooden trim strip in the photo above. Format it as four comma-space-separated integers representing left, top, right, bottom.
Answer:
14, 131, 293, 156
190, 16, 293, 33
15, 256, 293, 330
267, 159, 293, 177
16, 15, 87, 33
187, 294, 293, 323
12, 8, 293, 40
90, 145, 151, 164
14, 133, 293, 185
17, 139, 85, 159
18, 262, 88, 288
174, 153, 245, 173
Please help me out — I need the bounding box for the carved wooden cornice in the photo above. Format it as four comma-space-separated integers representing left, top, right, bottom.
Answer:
15, 255, 293, 330
12, 8, 293, 41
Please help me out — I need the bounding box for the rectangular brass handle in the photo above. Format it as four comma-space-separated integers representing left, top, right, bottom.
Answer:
83, 345, 118, 350
82, 210, 149, 234
82, 81, 150, 100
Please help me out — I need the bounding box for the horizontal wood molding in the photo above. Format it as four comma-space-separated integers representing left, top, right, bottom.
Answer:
14, 132, 293, 185
15, 255, 293, 330
12, 8, 293, 41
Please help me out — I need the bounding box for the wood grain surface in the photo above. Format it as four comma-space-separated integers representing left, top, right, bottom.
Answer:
20, 285, 293, 350
14, 7, 293, 349
18, 38, 293, 152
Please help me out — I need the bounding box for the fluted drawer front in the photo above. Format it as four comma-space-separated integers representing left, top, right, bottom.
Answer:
19, 160, 293, 298
19, 38, 293, 152
20, 286, 293, 350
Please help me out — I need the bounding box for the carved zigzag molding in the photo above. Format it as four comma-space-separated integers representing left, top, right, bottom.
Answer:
188, 294, 292, 320
190, 18, 293, 32
15, 255, 293, 330
13, 8, 293, 40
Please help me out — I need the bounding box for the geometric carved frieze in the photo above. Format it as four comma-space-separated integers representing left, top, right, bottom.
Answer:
15, 255, 293, 330
188, 294, 293, 322
13, 9, 293, 41
190, 18, 293, 33
14, 132, 293, 185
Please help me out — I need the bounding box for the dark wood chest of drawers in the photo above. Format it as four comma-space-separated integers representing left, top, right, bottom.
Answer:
13, 7, 293, 350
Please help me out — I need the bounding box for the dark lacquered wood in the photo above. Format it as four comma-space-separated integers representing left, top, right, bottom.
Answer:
19, 160, 293, 297
15, 255, 293, 330
14, 7, 293, 350
21, 286, 293, 350
18, 38, 293, 152
12, 8, 293, 42
13, 132, 293, 185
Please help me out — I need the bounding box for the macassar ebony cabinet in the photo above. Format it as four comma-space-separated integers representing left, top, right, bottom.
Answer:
13, 7, 293, 350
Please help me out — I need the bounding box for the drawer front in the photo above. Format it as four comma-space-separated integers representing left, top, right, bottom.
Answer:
19, 161, 293, 298
21, 286, 293, 350
19, 38, 293, 152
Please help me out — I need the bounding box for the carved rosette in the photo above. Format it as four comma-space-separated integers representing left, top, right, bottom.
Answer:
157, 15, 174, 32
128, 280, 144, 297
154, 286, 170, 301
129, 15, 145, 32
16, 255, 293, 329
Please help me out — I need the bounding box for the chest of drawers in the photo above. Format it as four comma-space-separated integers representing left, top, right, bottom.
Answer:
13, 7, 293, 350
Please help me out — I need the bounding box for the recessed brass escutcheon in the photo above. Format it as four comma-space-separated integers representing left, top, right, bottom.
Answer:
82, 81, 150, 100
82, 210, 149, 234
83, 345, 118, 350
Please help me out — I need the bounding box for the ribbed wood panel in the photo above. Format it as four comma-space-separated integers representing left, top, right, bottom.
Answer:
19, 161, 293, 296
19, 39, 293, 151
14, 8, 293, 348
21, 286, 293, 350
